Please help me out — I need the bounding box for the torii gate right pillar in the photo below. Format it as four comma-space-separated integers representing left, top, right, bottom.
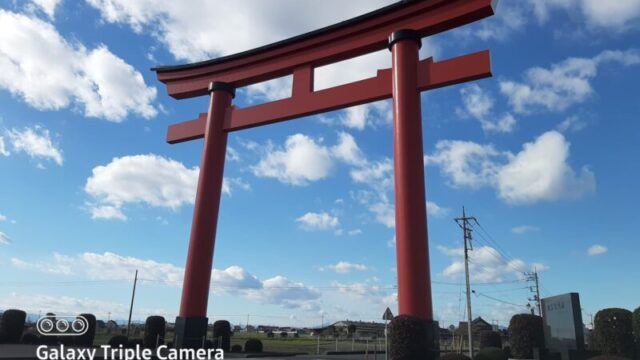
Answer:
389, 29, 439, 359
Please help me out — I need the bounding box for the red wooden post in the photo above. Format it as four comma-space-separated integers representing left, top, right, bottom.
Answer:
390, 30, 433, 321
174, 82, 234, 348
388, 30, 439, 358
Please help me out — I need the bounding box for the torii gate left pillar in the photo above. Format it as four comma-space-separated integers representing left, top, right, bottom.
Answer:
152, 0, 497, 353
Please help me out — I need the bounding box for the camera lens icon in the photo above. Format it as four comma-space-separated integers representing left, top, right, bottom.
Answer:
37, 316, 88, 336
39, 318, 55, 333
71, 318, 86, 333
56, 319, 70, 332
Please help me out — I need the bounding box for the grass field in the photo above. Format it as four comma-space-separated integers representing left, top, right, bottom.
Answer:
93, 330, 465, 354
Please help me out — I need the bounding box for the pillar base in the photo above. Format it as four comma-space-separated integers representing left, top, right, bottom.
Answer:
390, 315, 440, 360
174, 316, 208, 349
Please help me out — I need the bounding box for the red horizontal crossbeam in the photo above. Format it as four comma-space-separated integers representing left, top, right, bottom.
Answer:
154, 0, 495, 99
167, 50, 491, 144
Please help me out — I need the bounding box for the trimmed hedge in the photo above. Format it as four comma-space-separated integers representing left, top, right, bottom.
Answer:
21, 333, 39, 345
440, 353, 472, 360
245, 338, 263, 352
508, 314, 545, 359
474, 347, 507, 360
212, 320, 231, 351
633, 307, 640, 357
108, 335, 129, 347
143, 316, 165, 348
588, 356, 631, 360
389, 315, 436, 360
0, 309, 27, 344
74, 313, 96, 347
479, 330, 502, 349
592, 308, 635, 359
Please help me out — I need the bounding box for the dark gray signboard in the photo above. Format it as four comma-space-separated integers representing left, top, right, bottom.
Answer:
541, 293, 585, 360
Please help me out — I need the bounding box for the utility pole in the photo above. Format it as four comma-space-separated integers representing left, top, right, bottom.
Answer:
526, 269, 542, 316
455, 207, 476, 359
127, 269, 138, 338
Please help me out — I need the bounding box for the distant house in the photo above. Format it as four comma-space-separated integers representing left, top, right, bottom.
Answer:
332, 321, 386, 340
106, 320, 119, 329
455, 317, 494, 337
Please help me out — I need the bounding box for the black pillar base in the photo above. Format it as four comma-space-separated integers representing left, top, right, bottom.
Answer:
174, 316, 208, 349
390, 315, 440, 360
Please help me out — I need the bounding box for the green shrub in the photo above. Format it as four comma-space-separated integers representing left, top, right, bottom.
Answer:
245, 338, 263, 352
231, 344, 242, 352
508, 314, 544, 359
440, 353, 472, 360
632, 307, 640, 357
588, 356, 631, 360
0, 309, 27, 344
74, 313, 96, 347
212, 320, 231, 351
479, 330, 502, 349
474, 347, 507, 360
108, 335, 129, 347
128, 338, 143, 348
593, 308, 635, 359
389, 315, 433, 360
267, 331, 274, 338
143, 316, 165, 348
280, 331, 288, 338
21, 333, 39, 345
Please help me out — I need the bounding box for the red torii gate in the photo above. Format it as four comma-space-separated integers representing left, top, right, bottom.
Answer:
153, 0, 495, 354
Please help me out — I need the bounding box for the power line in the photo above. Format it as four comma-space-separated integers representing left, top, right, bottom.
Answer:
469, 222, 528, 275
473, 291, 529, 308
471, 220, 528, 273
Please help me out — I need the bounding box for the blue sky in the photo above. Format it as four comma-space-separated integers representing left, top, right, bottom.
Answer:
1, 0, 639, 329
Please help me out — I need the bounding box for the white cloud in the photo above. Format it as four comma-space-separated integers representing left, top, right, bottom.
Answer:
296, 212, 339, 231
511, 225, 540, 234
331, 132, 366, 166
0, 137, 8, 156
426, 140, 502, 189
86, 0, 396, 62
252, 134, 333, 186
0, 213, 7, 222
427, 201, 451, 218
454, 1, 528, 41
500, 49, 640, 114
348, 229, 362, 236
11, 253, 74, 275
438, 245, 543, 283
12, 251, 318, 309
581, 0, 640, 29
320, 261, 369, 273
28, 0, 62, 18
529, 0, 640, 30
5, 126, 63, 165
497, 131, 595, 204
85, 154, 247, 220
243, 76, 293, 103
0, 232, 10, 245
331, 281, 388, 301
458, 85, 516, 133
85, 154, 199, 220
587, 244, 608, 256
557, 115, 587, 132
0, 10, 157, 121
427, 130, 595, 204
246, 276, 321, 310
0, 293, 167, 319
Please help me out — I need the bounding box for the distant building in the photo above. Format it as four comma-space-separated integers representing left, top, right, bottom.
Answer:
332, 321, 385, 340
455, 317, 494, 337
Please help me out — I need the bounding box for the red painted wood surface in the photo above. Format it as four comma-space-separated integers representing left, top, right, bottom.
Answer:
167, 50, 491, 143
154, 0, 494, 99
